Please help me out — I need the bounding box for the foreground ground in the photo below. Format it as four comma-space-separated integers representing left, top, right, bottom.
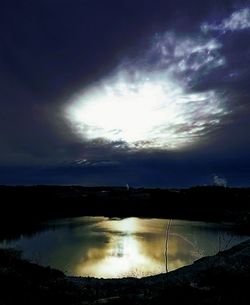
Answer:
0, 240, 249, 305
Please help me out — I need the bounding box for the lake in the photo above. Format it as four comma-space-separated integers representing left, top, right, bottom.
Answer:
0, 217, 249, 278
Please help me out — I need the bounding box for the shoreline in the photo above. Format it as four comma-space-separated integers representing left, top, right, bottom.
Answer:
0, 240, 250, 304
0, 185, 250, 241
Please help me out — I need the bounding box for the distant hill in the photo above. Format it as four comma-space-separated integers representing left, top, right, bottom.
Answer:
0, 185, 249, 240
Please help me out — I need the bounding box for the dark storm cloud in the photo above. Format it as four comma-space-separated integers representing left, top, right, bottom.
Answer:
0, 0, 250, 185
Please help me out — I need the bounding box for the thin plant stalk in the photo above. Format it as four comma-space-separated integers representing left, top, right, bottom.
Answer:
165, 219, 172, 273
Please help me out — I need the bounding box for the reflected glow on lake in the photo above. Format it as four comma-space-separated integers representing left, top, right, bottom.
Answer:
1, 217, 249, 278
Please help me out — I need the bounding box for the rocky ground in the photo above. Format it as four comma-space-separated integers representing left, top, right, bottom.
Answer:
0, 240, 250, 305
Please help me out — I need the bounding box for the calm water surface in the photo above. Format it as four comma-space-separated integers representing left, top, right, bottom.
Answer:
1, 217, 249, 278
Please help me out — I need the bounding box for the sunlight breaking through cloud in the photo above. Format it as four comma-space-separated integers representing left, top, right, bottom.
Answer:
65, 32, 228, 150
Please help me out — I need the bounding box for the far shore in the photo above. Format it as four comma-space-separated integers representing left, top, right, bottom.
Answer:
0, 185, 249, 241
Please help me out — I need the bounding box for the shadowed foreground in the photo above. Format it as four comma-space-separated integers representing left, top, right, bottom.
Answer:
0, 240, 249, 305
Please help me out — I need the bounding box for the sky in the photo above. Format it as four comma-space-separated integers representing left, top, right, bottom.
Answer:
1, 0, 250, 187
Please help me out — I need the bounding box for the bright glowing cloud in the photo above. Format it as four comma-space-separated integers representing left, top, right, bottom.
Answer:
65, 32, 228, 150
202, 7, 250, 33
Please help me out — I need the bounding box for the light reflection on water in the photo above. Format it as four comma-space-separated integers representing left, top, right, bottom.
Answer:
1, 217, 249, 278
